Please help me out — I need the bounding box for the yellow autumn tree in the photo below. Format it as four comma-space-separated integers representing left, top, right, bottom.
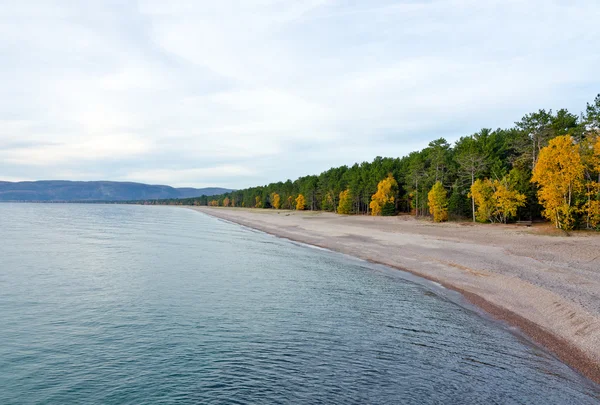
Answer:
531, 135, 585, 230
595, 137, 600, 170
470, 176, 526, 223
469, 179, 495, 222
223, 197, 230, 207
370, 174, 397, 216
586, 192, 600, 228
428, 181, 448, 222
323, 192, 334, 211
295, 194, 306, 210
287, 195, 294, 209
494, 177, 527, 224
271, 193, 281, 209
337, 189, 353, 214
255, 195, 262, 208
583, 137, 600, 228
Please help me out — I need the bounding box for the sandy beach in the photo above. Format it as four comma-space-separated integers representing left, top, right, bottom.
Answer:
191, 206, 600, 384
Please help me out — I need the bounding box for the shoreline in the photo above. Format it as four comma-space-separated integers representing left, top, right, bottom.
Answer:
190, 206, 600, 385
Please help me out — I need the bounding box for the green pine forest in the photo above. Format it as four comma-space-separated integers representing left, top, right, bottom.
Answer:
140, 95, 600, 230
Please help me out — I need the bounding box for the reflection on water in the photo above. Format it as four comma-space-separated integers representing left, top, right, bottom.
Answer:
0, 203, 598, 404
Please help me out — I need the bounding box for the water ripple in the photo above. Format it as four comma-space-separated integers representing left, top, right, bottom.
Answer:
0, 203, 599, 404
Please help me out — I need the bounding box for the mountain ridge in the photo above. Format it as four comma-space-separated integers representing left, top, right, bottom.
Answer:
0, 180, 231, 202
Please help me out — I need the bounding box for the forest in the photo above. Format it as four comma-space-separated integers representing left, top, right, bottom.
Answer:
143, 95, 600, 231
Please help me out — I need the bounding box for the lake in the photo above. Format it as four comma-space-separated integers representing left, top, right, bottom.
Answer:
0, 203, 598, 404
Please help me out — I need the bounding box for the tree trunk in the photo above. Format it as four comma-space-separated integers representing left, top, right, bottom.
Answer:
415, 178, 419, 217
587, 184, 591, 229
471, 171, 476, 222
532, 135, 536, 169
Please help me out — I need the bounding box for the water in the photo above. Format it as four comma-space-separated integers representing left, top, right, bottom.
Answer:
0, 203, 599, 404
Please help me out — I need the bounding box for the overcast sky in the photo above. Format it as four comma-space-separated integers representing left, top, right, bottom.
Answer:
1, 1, 599, 188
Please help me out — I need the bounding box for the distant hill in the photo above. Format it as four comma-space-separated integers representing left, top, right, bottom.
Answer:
0, 181, 232, 202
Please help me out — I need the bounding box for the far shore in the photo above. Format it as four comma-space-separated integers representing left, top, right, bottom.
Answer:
190, 206, 600, 385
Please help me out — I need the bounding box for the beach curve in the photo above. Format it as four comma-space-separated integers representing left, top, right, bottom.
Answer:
190, 206, 600, 385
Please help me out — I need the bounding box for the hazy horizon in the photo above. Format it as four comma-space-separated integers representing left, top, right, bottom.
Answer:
0, 178, 230, 189
2, 1, 599, 189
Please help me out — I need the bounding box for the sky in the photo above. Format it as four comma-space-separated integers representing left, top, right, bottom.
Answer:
1, 1, 599, 189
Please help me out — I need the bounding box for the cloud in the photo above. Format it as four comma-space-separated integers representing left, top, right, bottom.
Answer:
121, 165, 258, 188
1, 0, 599, 187
1, 134, 150, 166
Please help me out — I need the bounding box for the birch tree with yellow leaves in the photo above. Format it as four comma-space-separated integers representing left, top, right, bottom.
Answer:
369, 174, 397, 216
337, 189, 353, 214
469, 179, 495, 222
593, 138, 600, 227
470, 176, 526, 223
582, 136, 600, 228
493, 176, 527, 223
271, 193, 281, 209
595, 138, 600, 170
295, 194, 306, 210
531, 135, 585, 230
428, 181, 448, 222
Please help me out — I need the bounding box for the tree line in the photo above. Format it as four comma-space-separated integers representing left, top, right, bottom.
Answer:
142, 95, 600, 231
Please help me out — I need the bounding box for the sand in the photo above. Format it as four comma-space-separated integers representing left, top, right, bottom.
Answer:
190, 206, 600, 384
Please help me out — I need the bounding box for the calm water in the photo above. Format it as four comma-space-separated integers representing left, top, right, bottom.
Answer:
0, 204, 599, 404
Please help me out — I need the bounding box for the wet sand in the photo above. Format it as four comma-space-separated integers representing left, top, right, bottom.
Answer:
190, 207, 600, 384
